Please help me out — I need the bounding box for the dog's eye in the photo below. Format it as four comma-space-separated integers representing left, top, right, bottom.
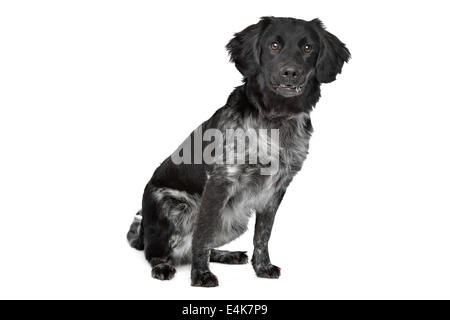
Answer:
303, 44, 313, 53
270, 42, 280, 50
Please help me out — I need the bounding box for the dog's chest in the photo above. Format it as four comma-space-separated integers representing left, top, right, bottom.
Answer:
214, 113, 312, 247
214, 167, 292, 248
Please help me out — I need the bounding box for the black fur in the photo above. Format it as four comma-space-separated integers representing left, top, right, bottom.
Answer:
127, 17, 350, 287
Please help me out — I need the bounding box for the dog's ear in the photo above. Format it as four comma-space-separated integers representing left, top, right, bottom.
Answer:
311, 19, 351, 83
226, 17, 272, 77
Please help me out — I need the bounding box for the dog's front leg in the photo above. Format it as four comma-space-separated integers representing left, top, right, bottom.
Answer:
191, 176, 230, 287
252, 189, 286, 278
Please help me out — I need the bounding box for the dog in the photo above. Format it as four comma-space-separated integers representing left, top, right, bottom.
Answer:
127, 17, 350, 287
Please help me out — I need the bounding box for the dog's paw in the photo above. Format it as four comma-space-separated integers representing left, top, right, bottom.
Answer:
211, 250, 248, 264
191, 270, 219, 287
223, 251, 248, 264
254, 264, 281, 279
151, 264, 176, 280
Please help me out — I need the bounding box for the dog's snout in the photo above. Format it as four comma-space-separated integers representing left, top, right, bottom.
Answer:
280, 65, 302, 81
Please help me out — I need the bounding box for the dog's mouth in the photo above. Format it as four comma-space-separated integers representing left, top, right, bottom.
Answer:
272, 83, 304, 97
270, 70, 313, 98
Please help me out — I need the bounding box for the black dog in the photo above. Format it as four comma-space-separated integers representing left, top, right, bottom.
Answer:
127, 17, 350, 287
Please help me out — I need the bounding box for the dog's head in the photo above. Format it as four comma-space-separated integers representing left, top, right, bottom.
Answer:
227, 17, 350, 99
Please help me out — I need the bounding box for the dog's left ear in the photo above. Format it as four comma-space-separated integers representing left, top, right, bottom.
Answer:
226, 17, 272, 78
311, 19, 351, 83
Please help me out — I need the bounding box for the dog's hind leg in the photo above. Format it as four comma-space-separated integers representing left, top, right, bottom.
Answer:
142, 185, 177, 281
210, 249, 248, 264
144, 229, 177, 280
144, 226, 177, 280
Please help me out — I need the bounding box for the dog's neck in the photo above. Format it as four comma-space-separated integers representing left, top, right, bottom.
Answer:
243, 75, 321, 120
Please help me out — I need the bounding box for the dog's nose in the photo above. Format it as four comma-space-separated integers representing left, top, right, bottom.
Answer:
280, 66, 302, 81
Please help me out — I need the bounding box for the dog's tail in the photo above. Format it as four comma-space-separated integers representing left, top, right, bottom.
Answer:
127, 210, 144, 250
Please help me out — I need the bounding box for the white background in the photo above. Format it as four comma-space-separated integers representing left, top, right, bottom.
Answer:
1, 0, 449, 299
